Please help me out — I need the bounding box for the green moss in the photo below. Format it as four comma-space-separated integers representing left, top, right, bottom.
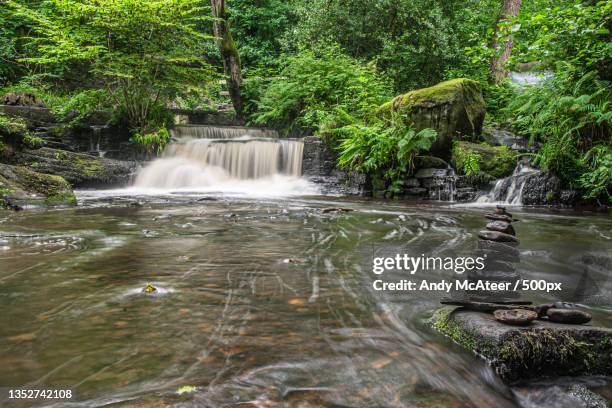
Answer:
11, 166, 76, 206
380, 78, 482, 115
431, 308, 496, 355
452, 141, 516, 178
54, 150, 104, 177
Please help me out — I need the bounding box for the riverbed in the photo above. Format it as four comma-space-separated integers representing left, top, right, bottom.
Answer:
0, 191, 610, 407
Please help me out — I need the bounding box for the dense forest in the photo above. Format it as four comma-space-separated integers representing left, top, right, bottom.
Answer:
0, 0, 610, 203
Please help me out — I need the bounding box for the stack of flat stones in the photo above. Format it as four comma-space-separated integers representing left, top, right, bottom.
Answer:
468, 205, 522, 302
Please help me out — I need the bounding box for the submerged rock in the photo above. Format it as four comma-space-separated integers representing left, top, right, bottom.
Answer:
0, 163, 76, 207
378, 78, 485, 155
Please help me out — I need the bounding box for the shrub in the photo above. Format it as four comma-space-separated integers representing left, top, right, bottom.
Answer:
336, 114, 437, 195
503, 63, 611, 200
130, 128, 171, 156
251, 46, 392, 134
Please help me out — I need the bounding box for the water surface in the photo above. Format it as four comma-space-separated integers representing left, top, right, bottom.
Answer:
0, 193, 610, 407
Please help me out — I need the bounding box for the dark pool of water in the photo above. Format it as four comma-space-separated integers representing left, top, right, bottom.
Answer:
0, 193, 610, 407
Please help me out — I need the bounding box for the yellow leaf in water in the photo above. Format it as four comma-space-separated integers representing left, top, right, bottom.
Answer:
370, 358, 392, 369
177, 385, 197, 395
288, 298, 306, 306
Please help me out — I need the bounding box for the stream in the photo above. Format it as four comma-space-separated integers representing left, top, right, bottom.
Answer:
1, 191, 611, 407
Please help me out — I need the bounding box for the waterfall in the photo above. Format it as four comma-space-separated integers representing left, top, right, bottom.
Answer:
476, 160, 540, 205
170, 125, 279, 140
133, 130, 309, 194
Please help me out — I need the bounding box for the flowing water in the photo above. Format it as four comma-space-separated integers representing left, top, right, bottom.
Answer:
0, 192, 610, 407
476, 161, 540, 205
133, 130, 308, 196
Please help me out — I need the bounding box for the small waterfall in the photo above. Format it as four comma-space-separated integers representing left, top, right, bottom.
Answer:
133, 136, 305, 191
170, 125, 279, 140
428, 168, 457, 202
476, 160, 540, 205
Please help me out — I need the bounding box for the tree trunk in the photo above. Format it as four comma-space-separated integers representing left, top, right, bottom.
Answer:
490, 0, 522, 84
211, 0, 243, 117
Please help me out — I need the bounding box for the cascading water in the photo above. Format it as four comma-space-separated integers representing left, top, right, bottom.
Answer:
133, 125, 314, 195
476, 159, 540, 205
170, 125, 279, 140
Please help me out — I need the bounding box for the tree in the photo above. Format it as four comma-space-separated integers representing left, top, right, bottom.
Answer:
7, 0, 215, 132
211, 0, 244, 117
489, 0, 522, 83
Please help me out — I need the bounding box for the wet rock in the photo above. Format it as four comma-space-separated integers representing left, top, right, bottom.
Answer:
478, 230, 519, 244
486, 221, 516, 236
321, 207, 353, 213
414, 168, 450, 179
546, 309, 592, 325
378, 78, 485, 155
494, 309, 537, 326
535, 303, 554, 318
485, 213, 514, 223
513, 384, 609, 408
476, 260, 518, 273
405, 187, 427, 196
521, 172, 563, 206
432, 307, 612, 382
441, 299, 533, 313
404, 178, 421, 188
413, 155, 449, 169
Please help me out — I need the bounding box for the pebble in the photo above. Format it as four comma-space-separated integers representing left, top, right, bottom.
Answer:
494, 309, 538, 326
546, 308, 592, 324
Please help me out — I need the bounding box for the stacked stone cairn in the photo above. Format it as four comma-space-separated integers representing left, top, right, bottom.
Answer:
442, 205, 592, 326
471, 206, 522, 302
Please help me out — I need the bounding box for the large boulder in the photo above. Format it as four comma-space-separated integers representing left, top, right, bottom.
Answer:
0, 163, 76, 207
2, 147, 137, 188
451, 141, 516, 178
378, 78, 486, 155
432, 307, 612, 382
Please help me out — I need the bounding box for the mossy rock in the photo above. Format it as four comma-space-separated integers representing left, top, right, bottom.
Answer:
414, 155, 449, 170
2, 147, 136, 188
378, 78, 486, 156
0, 163, 76, 207
451, 141, 516, 178
431, 307, 612, 383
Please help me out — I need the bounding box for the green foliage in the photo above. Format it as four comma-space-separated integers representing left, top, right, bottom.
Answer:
52, 89, 112, 127
289, 0, 499, 91
504, 64, 611, 200
0, 113, 28, 136
513, 0, 611, 76
578, 145, 612, 201
462, 152, 482, 176
337, 115, 437, 195
7, 0, 216, 132
22, 134, 45, 148
229, 0, 295, 72
251, 46, 392, 134
131, 128, 171, 156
